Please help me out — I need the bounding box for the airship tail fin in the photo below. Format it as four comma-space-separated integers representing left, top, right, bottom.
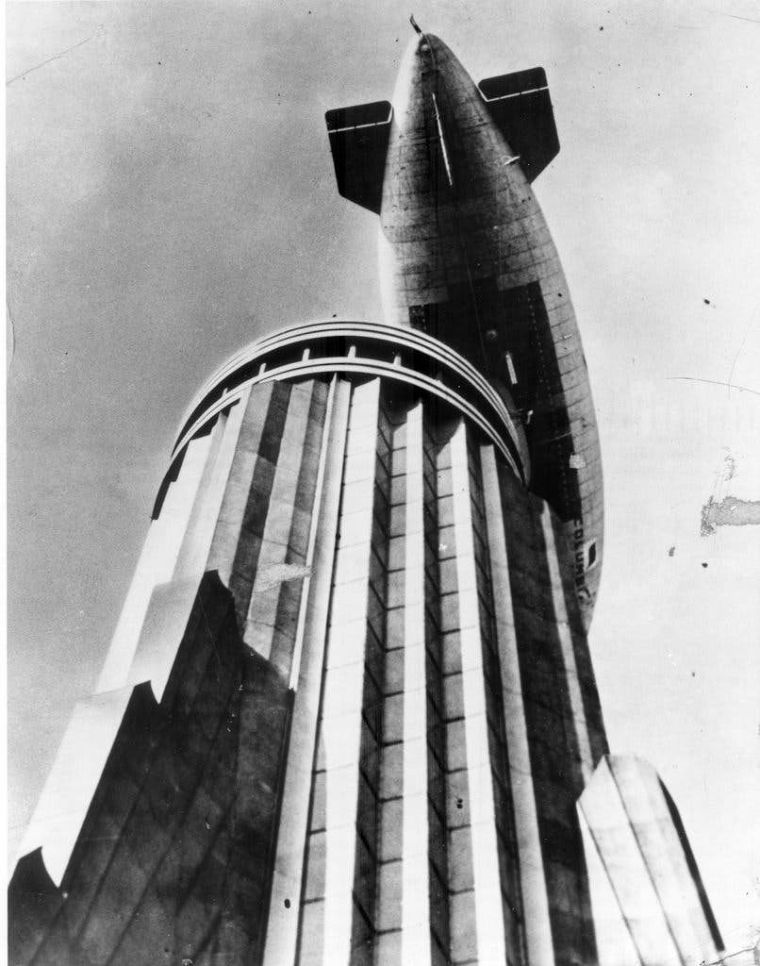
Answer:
478, 67, 560, 181
325, 101, 393, 213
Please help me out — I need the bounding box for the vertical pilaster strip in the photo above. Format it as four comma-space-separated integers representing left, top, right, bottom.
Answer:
481, 445, 554, 966
270, 381, 331, 681
224, 381, 290, 634
125, 402, 255, 702
448, 421, 508, 965
262, 377, 351, 966
609, 757, 722, 962
578, 759, 682, 965
540, 507, 594, 782
321, 378, 382, 966
373, 413, 408, 961
423, 414, 449, 966
399, 404, 432, 963
244, 382, 316, 658
96, 431, 214, 693
614, 761, 698, 960
283, 380, 337, 691
172, 392, 250, 582
206, 382, 276, 584
578, 807, 644, 966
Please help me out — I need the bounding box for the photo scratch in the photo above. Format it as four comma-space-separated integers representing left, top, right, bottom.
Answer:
6, 30, 101, 87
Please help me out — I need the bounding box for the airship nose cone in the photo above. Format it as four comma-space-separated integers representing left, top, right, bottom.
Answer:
411, 31, 449, 61
392, 32, 456, 116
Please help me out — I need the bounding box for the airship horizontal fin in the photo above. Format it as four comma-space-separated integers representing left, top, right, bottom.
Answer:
325, 100, 393, 213
478, 67, 560, 182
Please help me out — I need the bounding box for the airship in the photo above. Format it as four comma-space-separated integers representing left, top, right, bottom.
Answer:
326, 26, 603, 624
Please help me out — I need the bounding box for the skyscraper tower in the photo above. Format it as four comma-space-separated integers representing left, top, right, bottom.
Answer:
10, 29, 724, 966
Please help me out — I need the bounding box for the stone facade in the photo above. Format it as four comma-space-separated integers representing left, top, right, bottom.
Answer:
10, 327, 604, 964
10, 323, 722, 966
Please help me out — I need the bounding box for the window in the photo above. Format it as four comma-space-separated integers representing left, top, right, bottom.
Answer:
505, 351, 518, 385
587, 540, 597, 568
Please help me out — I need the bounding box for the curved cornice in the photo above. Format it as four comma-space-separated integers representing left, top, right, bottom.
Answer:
163, 320, 528, 496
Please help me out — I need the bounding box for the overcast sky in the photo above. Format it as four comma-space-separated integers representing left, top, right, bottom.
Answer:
7, 0, 760, 954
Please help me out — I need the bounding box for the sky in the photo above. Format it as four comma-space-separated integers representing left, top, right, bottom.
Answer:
6, 0, 760, 955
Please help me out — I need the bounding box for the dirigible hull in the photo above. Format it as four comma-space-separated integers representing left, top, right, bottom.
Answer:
327, 34, 603, 623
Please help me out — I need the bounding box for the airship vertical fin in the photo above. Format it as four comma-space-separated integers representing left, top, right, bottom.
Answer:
325, 101, 393, 213
478, 67, 560, 181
